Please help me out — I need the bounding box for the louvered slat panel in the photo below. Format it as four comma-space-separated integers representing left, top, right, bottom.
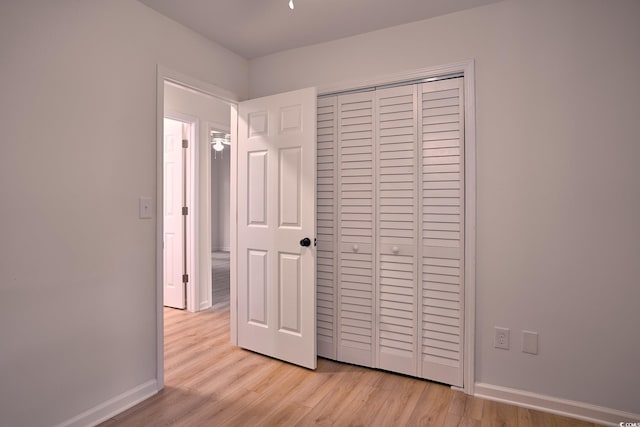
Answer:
420, 77, 464, 387
337, 92, 375, 367
316, 97, 337, 359
375, 85, 418, 376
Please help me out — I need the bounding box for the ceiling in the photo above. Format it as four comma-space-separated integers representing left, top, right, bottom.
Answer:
139, 0, 503, 59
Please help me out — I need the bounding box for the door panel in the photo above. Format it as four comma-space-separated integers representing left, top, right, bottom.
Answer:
236, 87, 317, 370
316, 97, 338, 359
163, 118, 186, 309
336, 91, 375, 367
420, 78, 464, 387
375, 85, 419, 376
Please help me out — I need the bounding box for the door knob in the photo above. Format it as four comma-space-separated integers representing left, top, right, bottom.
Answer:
300, 237, 311, 247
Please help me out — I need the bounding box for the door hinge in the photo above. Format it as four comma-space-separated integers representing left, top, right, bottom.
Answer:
182, 206, 188, 215
182, 139, 188, 148
182, 273, 189, 283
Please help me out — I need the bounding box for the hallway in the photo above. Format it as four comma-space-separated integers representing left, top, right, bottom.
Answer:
211, 251, 230, 309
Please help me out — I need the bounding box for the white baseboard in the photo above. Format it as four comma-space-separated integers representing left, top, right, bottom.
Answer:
54, 379, 158, 427
474, 383, 640, 427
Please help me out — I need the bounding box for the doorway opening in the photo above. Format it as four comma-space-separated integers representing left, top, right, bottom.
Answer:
209, 127, 231, 309
162, 80, 233, 312
157, 67, 239, 388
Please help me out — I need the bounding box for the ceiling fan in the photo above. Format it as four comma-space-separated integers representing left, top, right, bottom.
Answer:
210, 130, 230, 152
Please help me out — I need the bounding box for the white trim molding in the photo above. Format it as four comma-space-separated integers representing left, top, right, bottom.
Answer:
159, 65, 240, 104
54, 380, 158, 427
318, 60, 474, 96
475, 383, 640, 427
461, 60, 476, 396
229, 104, 239, 346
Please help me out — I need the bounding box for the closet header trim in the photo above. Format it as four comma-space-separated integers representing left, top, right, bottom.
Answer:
318, 72, 464, 98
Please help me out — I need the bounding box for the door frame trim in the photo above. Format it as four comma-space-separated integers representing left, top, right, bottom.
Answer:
318, 59, 477, 395
155, 65, 239, 390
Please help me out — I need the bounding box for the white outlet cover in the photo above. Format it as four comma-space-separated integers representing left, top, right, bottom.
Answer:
522, 330, 538, 354
494, 327, 510, 350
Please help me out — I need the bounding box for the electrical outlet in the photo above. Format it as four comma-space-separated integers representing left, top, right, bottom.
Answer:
494, 327, 510, 350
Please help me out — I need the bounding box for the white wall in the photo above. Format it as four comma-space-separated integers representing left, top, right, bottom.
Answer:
0, 1, 247, 426
164, 82, 230, 310
249, 0, 640, 415
211, 147, 231, 252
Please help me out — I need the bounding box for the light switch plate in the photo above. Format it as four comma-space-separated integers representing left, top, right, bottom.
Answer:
522, 330, 538, 354
139, 197, 152, 219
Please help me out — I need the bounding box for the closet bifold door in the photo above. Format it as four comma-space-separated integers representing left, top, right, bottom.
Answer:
316, 96, 338, 359
419, 77, 465, 387
374, 85, 419, 376
336, 91, 375, 367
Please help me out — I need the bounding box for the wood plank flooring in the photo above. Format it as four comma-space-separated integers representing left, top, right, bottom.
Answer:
100, 307, 602, 427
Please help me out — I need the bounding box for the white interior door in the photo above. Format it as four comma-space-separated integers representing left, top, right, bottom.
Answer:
163, 118, 186, 309
236, 87, 317, 369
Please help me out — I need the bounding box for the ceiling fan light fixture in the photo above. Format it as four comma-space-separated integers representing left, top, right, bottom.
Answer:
210, 130, 230, 151
288, 0, 294, 10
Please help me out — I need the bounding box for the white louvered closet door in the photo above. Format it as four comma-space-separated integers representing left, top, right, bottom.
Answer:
419, 77, 465, 387
336, 92, 375, 367
375, 85, 419, 376
316, 97, 338, 359
316, 77, 465, 387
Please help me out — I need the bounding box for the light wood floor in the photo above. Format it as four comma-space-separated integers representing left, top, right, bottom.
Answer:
100, 307, 601, 427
